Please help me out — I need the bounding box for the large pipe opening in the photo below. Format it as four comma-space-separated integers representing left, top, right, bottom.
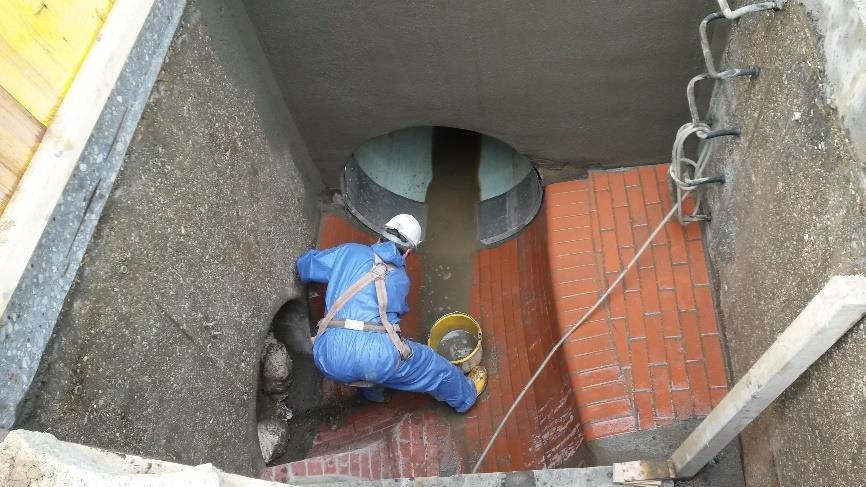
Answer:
342, 126, 543, 248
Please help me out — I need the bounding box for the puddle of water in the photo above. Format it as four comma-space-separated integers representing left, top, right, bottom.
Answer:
437, 329, 478, 362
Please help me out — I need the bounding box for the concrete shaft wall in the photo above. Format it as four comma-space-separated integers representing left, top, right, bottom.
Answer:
14, 0, 321, 476
241, 0, 720, 187
700, 2, 866, 486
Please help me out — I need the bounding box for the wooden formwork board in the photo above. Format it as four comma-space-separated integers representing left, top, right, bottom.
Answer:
0, 0, 156, 317
0, 0, 114, 125
0, 86, 45, 213
0, 0, 114, 211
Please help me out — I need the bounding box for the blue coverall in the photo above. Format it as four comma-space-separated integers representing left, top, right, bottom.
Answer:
297, 241, 477, 413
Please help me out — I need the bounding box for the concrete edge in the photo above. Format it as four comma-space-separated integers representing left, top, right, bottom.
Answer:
0, 0, 187, 429
1, 429, 620, 486
798, 0, 866, 163
1, 429, 285, 486
291, 467, 618, 487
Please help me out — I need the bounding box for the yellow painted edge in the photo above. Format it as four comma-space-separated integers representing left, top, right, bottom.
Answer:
0, 0, 115, 125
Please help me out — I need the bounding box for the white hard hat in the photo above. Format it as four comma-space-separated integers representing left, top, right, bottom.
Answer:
382, 214, 422, 249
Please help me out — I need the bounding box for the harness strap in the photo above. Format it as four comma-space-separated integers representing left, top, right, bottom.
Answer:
311, 252, 411, 360
373, 254, 412, 359
328, 320, 401, 333
312, 262, 386, 342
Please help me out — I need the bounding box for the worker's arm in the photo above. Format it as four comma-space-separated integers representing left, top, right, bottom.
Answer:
296, 246, 342, 283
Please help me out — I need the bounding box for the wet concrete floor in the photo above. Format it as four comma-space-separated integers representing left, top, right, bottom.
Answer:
419, 128, 482, 332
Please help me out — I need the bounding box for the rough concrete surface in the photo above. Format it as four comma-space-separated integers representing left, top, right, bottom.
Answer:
292, 466, 620, 487
800, 0, 866, 163
3, 429, 621, 487
0, 0, 185, 429
700, 3, 866, 486
0, 430, 284, 486
240, 0, 722, 187
588, 419, 744, 487
15, 0, 321, 476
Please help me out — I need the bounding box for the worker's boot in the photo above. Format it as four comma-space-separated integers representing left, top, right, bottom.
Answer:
467, 366, 488, 397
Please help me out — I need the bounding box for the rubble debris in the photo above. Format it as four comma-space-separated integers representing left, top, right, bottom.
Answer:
261, 332, 293, 395
257, 418, 288, 463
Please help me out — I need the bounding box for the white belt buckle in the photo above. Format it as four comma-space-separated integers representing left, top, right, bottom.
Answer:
344, 319, 365, 331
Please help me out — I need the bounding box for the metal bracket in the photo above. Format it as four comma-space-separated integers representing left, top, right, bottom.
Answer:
716, 0, 785, 20
700, 13, 761, 79
702, 127, 741, 139
686, 75, 744, 136
668, 2, 786, 226
686, 175, 726, 187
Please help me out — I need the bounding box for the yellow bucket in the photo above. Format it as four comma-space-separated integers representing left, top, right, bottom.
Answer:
428, 312, 483, 373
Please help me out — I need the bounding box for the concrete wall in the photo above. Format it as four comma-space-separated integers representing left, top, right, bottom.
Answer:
1, 430, 285, 487
0, 0, 186, 429
241, 0, 720, 188
801, 0, 866, 163
2, 429, 615, 487
14, 0, 321, 476
699, 2, 866, 485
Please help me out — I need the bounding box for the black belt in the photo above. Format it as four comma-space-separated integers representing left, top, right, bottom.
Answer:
327, 319, 402, 335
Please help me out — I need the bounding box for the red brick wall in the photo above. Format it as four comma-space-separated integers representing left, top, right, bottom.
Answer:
545, 164, 728, 440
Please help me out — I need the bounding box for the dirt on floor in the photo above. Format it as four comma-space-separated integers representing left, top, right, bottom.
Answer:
419, 128, 482, 332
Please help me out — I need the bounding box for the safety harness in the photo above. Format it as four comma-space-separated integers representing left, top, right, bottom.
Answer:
311, 253, 412, 361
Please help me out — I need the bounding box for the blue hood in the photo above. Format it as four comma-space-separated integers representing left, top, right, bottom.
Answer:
370, 241, 406, 267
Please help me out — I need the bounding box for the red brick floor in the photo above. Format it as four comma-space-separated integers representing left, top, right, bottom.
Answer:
465, 213, 583, 472
262, 406, 462, 483
263, 211, 584, 482
545, 164, 728, 440
262, 163, 729, 482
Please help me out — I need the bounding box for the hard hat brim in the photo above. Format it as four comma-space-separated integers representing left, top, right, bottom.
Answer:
384, 228, 415, 249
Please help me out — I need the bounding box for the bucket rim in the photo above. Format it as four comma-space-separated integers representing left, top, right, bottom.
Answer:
429, 311, 482, 365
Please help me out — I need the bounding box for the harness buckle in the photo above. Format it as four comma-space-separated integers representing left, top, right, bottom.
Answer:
371, 263, 389, 279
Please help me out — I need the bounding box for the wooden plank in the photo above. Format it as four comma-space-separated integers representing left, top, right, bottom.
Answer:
0, 163, 17, 214
0, 0, 155, 316
612, 459, 674, 482
670, 275, 866, 478
0, 85, 46, 176
0, 0, 113, 124
0, 163, 18, 193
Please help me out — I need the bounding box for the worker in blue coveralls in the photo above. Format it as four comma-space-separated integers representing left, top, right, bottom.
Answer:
297, 214, 487, 413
